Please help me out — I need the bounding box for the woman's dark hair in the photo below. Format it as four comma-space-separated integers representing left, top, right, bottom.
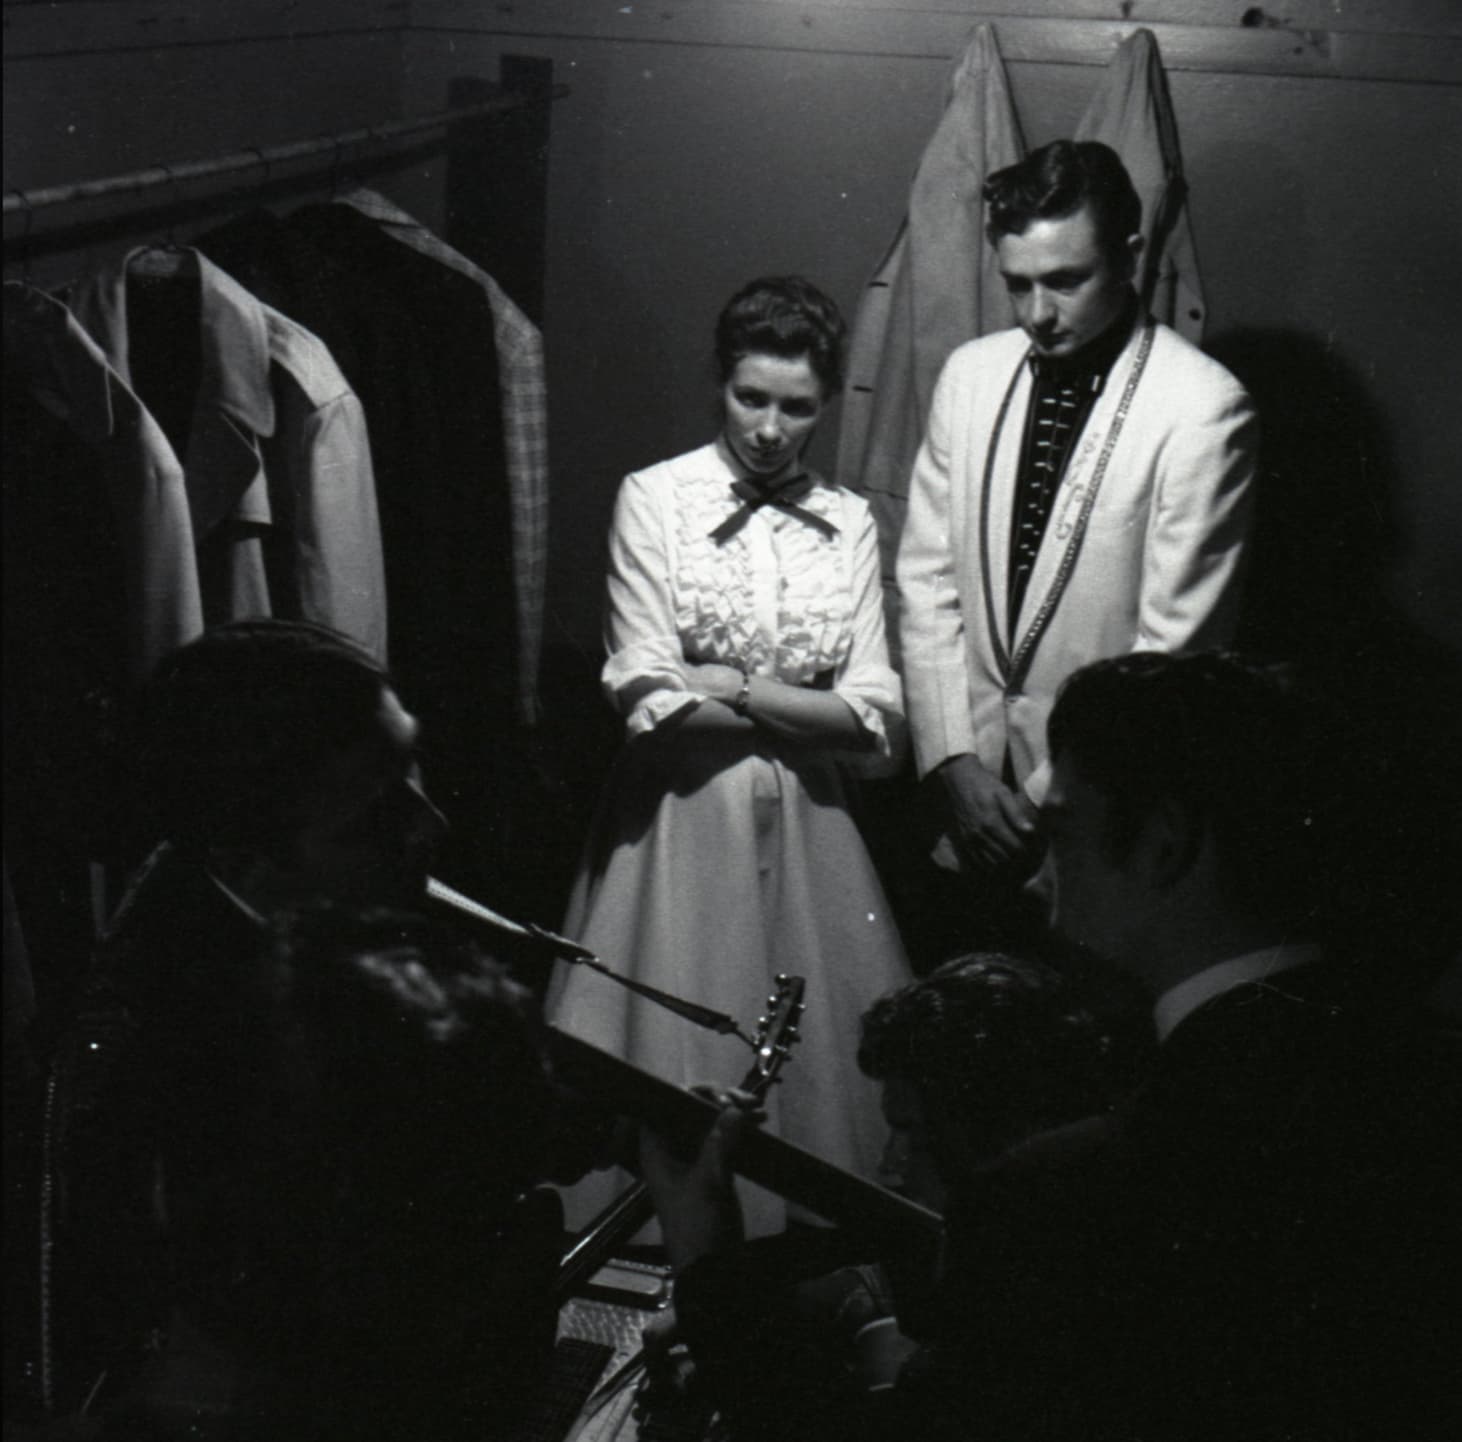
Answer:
714, 275, 847, 395
984, 140, 1142, 264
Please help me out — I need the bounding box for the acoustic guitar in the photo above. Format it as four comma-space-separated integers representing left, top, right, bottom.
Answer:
556, 973, 805, 1296
426, 876, 944, 1257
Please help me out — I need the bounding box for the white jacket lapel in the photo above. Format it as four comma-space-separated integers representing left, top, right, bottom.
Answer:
978, 351, 1031, 665
1009, 323, 1155, 680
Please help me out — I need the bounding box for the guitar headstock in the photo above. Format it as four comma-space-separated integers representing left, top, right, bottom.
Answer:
742, 973, 806, 1097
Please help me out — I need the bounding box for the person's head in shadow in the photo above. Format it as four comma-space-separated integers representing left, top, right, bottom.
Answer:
1032, 651, 1343, 993
117, 904, 573, 1441
858, 951, 1143, 1213
132, 618, 447, 914
1026, 649, 1453, 1010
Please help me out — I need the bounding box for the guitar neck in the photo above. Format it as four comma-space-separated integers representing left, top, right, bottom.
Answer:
546, 1027, 944, 1251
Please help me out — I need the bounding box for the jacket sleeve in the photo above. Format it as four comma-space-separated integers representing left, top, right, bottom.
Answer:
600, 470, 702, 736
896, 355, 980, 778
295, 392, 390, 663
1135, 375, 1258, 656
834, 499, 906, 769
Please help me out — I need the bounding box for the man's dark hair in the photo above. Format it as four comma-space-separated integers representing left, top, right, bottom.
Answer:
858, 952, 1128, 1159
133, 619, 389, 855
714, 275, 847, 395
984, 140, 1142, 263
1048, 651, 1340, 936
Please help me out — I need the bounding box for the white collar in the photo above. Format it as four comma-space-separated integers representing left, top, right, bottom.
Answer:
1153, 944, 1324, 1043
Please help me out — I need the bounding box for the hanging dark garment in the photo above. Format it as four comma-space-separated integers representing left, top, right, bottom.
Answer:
194, 207, 452, 540
3, 282, 203, 1021
280, 202, 517, 899
3, 384, 127, 1020
335, 188, 550, 728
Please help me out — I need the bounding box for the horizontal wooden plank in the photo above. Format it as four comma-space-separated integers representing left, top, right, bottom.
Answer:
411, 1, 1462, 85
2, 0, 409, 59
660, 0, 1462, 39
6, 0, 1460, 81
10, 0, 1459, 30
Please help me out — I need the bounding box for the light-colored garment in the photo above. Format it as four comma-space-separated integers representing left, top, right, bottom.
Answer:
1076, 28, 1207, 344
547, 442, 911, 1235
897, 320, 1257, 806
335, 188, 550, 723
837, 24, 1024, 647
3, 281, 203, 679
69, 247, 387, 661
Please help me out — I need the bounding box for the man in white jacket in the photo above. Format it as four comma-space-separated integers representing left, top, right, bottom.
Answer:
897, 140, 1255, 937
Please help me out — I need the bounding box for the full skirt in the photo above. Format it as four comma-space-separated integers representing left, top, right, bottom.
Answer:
546, 732, 911, 1237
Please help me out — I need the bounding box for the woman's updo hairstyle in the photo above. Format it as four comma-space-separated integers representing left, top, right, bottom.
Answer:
714, 275, 847, 396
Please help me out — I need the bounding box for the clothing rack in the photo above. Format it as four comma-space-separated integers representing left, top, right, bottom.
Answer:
4, 56, 560, 320
4, 85, 567, 216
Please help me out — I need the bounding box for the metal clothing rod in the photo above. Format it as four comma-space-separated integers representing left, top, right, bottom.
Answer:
3, 85, 569, 217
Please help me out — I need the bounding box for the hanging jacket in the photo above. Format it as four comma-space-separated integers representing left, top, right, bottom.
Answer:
336, 187, 549, 727
3, 281, 203, 682
1076, 28, 1207, 343
836, 23, 1024, 651
276, 200, 521, 900
68, 247, 387, 660
3, 283, 205, 1010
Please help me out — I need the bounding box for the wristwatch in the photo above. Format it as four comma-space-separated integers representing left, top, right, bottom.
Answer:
732, 671, 753, 716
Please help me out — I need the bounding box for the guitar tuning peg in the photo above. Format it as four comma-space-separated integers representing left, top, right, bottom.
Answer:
774, 973, 789, 985
757, 1014, 769, 1030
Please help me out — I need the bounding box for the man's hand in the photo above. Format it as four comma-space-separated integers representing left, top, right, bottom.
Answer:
638, 1086, 765, 1270
937, 753, 1040, 870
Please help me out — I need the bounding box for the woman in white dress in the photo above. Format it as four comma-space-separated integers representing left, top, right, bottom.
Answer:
547, 277, 911, 1235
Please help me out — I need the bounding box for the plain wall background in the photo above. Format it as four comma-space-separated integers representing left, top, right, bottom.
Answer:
6, 0, 1461, 660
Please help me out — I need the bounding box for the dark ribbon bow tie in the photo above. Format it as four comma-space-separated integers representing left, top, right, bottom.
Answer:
709, 474, 839, 545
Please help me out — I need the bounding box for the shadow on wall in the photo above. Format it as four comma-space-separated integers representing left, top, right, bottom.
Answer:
1209, 327, 1462, 990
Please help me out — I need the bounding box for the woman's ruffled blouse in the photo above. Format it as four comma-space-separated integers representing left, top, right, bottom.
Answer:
600, 442, 904, 761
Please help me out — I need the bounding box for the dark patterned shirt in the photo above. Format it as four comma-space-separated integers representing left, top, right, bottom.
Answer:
1007, 293, 1138, 629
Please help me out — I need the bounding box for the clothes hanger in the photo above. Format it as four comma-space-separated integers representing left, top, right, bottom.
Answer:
129, 165, 193, 279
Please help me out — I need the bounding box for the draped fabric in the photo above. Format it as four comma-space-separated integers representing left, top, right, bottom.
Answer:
836, 24, 1024, 651
6, 207, 539, 1036
67, 247, 387, 660
279, 200, 520, 899
195, 202, 516, 894
3, 282, 203, 683
1076, 28, 1208, 344
336, 188, 550, 727
3, 281, 206, 1015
